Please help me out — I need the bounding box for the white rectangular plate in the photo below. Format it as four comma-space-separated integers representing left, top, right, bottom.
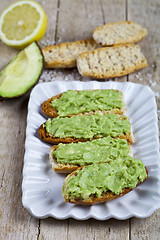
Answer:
22, 81, 160, 220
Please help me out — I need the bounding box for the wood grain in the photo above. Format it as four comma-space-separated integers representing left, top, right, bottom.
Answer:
0, 95, 39, 240
0, 1, 57, 239
39, 0, 58, 48
127, 0, 160, 239
0, 2, 39, 239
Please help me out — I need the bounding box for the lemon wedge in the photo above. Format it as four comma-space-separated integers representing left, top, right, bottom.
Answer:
0, 0, 47, 49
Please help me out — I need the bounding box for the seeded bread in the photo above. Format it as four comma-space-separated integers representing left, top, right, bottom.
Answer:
62, 165, 148, 205
42, 38, 98, 68
93, 21, 147, 46
77, 44, 148, 79
42, 89, 126, 118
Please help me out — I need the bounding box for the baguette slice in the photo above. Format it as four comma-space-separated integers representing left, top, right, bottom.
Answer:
62, 161, 148, 205
49, 137, 131, 173
77, 44, 148, 79
42, 89, 126, 118
93, 21, 147, 46
42, 38, 98, 68
38, 113, 134, 145
39, 124, 133, 145
49, 145, 78, 173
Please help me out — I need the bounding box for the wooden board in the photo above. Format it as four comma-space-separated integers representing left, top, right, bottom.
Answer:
127, 0, 160, 238
0, 0, 159, 239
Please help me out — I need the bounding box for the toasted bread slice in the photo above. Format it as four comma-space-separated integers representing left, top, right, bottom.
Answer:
42, 38, 98, 68
38, 113, 134, 145
49, 137, 131, 173
49, 145, 78, 173
93, 21, 147, 46
77, 44, 148, 79
62, 161, 148, 205
39, 124, 133, 145
42, 89, 126, 118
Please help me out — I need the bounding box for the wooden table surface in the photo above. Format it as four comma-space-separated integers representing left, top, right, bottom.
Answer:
0, 0, 160, 239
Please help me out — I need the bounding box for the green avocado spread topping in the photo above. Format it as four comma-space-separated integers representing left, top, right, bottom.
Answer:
53, 137, 130, 166
45, 113, 131, 139
50, 89, 125, 116
63, 157, 147, 201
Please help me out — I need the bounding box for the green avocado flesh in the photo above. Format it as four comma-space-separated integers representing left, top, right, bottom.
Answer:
63, 157, 147, 201
51, 89, 125, 116
0, 42, 43, 98
53, 137, 130, 166
45, 113, 131, 139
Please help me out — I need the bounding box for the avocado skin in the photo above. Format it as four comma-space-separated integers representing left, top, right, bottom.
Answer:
0, 41, 44, 99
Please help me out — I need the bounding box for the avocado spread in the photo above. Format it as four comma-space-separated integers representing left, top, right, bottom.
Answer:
63, 157, 147, 201
50, 89, 125, 116
53, 137, 130, 166
45, 113, 131, 139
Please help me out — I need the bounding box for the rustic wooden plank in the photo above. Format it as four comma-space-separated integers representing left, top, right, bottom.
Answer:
68, 219, 129, 240
101, 0, 126, 23
39, 0, 59, 48
0, 0, 58, 239
0, 95, 39, 240
38, 218, 68, 240
39, 1, 129, 239
56, 0, 103, 42
127, 0, 160, 239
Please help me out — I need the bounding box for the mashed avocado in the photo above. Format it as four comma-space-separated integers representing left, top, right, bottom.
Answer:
53, 137, 130, 166
51, 89, 125, 116
63, 157, 147, 201
45, 113, 131, 139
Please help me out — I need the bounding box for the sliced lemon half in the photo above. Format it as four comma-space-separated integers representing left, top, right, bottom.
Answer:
0, 0, 47, 49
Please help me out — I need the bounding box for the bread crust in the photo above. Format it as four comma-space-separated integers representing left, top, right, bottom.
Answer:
77, 44, 148, 79
42, 38, 98, 68
49, 145, 79, 173
42, 93, 62, 118
41, 89, 125, 118
38, 123, 134, 145
62, 166, 148, 205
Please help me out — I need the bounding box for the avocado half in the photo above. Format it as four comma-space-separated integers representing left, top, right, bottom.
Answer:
0, 42, 44, 98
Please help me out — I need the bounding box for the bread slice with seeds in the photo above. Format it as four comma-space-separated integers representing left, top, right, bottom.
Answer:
42, 38, 98, 68
77, 44, 147, 79
93, 21, 147, 46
